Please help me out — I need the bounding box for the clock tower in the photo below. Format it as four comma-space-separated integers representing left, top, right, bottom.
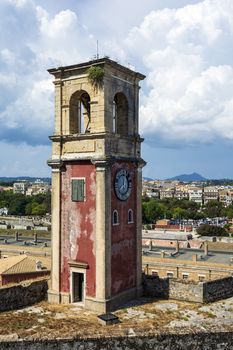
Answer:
47, 58, 145, 313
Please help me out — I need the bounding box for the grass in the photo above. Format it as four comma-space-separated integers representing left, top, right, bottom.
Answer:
0, 298, 231, 341
182, 316, 190, 321
197, 310, 216, 319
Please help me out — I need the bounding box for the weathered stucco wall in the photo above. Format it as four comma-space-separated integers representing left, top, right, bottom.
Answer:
2, 271, 49, 286
0, 279, 48, 312
111, 161, 137, 296
1, 332, 233, 350
61, 161, 96, 297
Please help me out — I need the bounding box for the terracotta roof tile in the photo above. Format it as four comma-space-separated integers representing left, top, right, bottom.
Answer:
0, 255, 50, 275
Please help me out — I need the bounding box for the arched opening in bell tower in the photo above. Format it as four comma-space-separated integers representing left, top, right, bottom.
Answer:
70, 90, 91, 134
113, 92, 128, 135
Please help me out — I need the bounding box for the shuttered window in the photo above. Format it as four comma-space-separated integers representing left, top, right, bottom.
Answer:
72, 179, 85, 202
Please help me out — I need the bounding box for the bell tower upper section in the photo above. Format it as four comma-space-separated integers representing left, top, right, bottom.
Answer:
48, 58, 145, 163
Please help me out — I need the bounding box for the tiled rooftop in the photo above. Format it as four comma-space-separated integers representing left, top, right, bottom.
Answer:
0, 255, 50, 275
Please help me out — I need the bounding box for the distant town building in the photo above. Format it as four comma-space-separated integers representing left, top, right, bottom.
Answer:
0, 207, 8, 216
203, 186, 219, 204
13, 181, 29, 195
188, 187, 203, 205
142, 179, 233, 208
12, 180, 51, 196
219, 189, 233, 207
174, 190, 189, 200
145, 188, 160, 198
25, 181, 50, 196
160, 188, 175, 199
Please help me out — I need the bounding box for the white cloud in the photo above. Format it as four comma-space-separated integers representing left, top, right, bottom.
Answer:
37, 8, 77, 38
0, 1, 95, 145
0, 79, 53, 129
124, 0, 233, 146
1, 0, 233, 162
33, 5, 96, 66
7, 0, 31, 8
0, 141, 50, 177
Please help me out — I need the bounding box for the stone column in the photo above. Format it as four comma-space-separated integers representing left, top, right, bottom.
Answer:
204, 241, 209, 256
53, 80, 63, 135
93, 159, 112, 301
136, 159, 146, 296
47, 160, 63, 303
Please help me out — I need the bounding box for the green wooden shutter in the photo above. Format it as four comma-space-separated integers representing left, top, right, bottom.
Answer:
72, 179, 85, 201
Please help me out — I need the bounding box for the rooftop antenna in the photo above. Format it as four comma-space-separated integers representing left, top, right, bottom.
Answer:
96, 40, 99, 59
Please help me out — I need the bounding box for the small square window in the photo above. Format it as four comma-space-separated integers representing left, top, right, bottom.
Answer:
182, 273, 189, 280
151, 270, 158, 276
72, 179, 85, 202
166, 272, 174, 278
198, 275, 205, 282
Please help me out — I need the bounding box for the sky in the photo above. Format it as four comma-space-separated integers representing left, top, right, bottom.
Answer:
0, 0, 233, 179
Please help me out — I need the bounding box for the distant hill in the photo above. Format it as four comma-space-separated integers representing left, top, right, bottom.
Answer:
0, 177, 51, 183
167, 172, 206, 182
143, 177, 154, 181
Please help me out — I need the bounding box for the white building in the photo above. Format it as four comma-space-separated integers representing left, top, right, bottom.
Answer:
188, 187, 203, 205
13, 182, 29, 195
203, 186, 219, 205
0, 207, 8, 215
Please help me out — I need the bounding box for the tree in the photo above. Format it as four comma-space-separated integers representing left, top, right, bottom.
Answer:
8, 194, 28, 215
204, 200, 223, 218
172, 207, 187, 220
223, 205, 233, 220
0, 190, 51, 216
142, 198, 170, 223
31, 203, 46, 216
196, 224, 227, 237
144, 199, 163, 223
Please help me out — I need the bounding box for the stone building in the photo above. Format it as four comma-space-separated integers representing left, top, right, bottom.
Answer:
13, 181, 29, 195
0, 254, 50, 286
203, 186, 219, 204
47, 58, 145, 312
188, 187, 203, 205
143, 243, 233, 282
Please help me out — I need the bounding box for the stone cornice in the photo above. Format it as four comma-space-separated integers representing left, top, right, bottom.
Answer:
48, 57, 145, 81
47, 159, 63, 170
68, 260, 89, 269
49, 133, 143, 143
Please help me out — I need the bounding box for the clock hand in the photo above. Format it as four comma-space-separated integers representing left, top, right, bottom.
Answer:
120, 184, 126, 192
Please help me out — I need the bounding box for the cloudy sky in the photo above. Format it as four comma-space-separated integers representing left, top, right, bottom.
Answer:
0, 0, 233, 179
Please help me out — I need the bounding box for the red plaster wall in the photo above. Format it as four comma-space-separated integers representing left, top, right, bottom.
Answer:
111, 161, 137, 295
1, 271, 49, 286
60, 161, 96, 297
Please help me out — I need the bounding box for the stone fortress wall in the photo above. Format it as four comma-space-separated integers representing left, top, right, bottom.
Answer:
143, 274, 233, 303
0, 279, 48, 312
0, 332, 233, 350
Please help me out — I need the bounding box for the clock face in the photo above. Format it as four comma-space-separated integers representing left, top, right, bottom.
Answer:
114, 169, 132, 201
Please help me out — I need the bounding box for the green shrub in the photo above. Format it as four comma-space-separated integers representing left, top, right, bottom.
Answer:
88, 66, 104, 90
